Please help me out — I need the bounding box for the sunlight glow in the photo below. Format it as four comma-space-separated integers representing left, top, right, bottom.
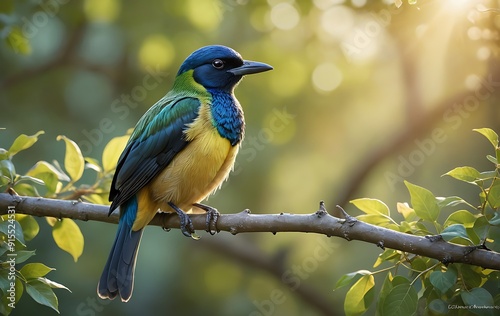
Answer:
477, 46, 491, 60
446, 0, 472, 12
270, 2, 300, 30
320, 5, 354, 38
465, 74, 481, 90
312, 62, 343, 93
138, 35, 174, 71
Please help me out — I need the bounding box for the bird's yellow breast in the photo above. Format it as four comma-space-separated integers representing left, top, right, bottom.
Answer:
132, 103, 239, 230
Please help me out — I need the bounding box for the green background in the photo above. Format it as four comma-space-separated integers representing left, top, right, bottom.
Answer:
1, 0, 499, 315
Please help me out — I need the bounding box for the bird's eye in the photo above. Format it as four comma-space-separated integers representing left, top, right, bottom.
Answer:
212, 59, 225, 69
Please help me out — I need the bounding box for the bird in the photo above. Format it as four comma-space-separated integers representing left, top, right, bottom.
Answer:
97, 45, 272, 302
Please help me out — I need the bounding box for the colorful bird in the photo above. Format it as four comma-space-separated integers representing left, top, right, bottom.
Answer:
97, 45, 272, 302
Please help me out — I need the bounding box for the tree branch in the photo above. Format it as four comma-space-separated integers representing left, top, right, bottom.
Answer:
1, 193, 499, 270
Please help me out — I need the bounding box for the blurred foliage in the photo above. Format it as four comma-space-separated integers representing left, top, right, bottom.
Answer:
1, 0, 500, 315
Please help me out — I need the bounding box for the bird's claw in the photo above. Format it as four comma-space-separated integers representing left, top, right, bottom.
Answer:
168, 202, 198, 239
193, 203, 220, 235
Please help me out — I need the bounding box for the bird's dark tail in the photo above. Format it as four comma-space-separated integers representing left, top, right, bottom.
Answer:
98, 198, 143, 302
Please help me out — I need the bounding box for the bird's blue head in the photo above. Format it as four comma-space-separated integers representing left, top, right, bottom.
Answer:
177, 45, 273, 93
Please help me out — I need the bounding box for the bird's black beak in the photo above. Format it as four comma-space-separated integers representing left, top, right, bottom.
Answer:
228, 60, 273, 76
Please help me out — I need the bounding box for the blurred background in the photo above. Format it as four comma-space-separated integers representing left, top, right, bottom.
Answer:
1, 0, 500, 315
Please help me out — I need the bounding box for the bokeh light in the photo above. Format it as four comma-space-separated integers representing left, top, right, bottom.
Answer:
270, 2, 300, 30
138, 34, 175, 71
320, 5, 355, 38
311, 62, 343, 93
184, 0, 222, 31
84, 0, 121, 22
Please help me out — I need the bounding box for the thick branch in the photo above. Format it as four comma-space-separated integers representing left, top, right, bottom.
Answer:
1, 193, 499, 270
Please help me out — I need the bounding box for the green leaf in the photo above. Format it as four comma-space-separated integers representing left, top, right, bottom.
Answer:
52, 219, 84, 262
437, 196, 473, 209
461, 288, 494, 314
26, 161, 70, 193
25, 280, 59, 314
20, 263, 54, 280
444, 166, 481, 184
391, 275, 411, 286
473, 128, 499, 148
0, 175, 10, 187
13, 250, 36, 264
82, 193, 107, 205
27, 161, 69, 180
102, 135, 129, 173
404, 181, 440, 222
0, 268, 10, 294
16, 175, 45, 186
487, 225, 500, 252
374, 249, 401, 267
12, 182, 41, 197
0, 160, 16, 182
0, 148, 8, 160
381, 283, 418, 316
479, 171, 497, 181
8, 131, 44, 157
410, 257, 429, 274
57, 135, 85, 182
486, 155, 497, 165
377, 272, 393, 315
37, 277, 71, 292
16, 215, 39, 241
46, 217, 57, 227
334, 270, 371, 290
429, 269, 457, 294
0, 147, 8, 158
444, 210, 477, 228
489, 212, 500, 226
356, 214, 391, 226
460, 265, 483, 289
84, 157, 102, 173
397, 202, 417, 221
487, 179, 500, 209
428, 299, 447, 315
351, 198, 390, 216
0, 220, 25, 245
14, 277, 23, 304
344, 274, 375, 316
440, 224, 474, 244
0, 298, 10, 316
473, 216, 490, 241
0, 275, 24, 315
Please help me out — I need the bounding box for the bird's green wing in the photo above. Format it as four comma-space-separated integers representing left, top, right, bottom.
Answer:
108, 96, 201, 214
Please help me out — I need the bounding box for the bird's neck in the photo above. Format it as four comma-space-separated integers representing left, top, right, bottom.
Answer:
171, 70, 245, 146
208, 89, 245, 146
172, 70, 211, 98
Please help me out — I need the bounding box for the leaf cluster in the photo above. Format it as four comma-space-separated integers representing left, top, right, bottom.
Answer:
0, 131, 128, 314
338, 128, 500, 316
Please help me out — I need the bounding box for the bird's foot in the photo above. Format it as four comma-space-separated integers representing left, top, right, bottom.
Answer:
168, 202, 199, 240
193, 203, 220, 235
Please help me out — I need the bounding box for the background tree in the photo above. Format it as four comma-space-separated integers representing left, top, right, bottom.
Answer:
1, 0, 500, 315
